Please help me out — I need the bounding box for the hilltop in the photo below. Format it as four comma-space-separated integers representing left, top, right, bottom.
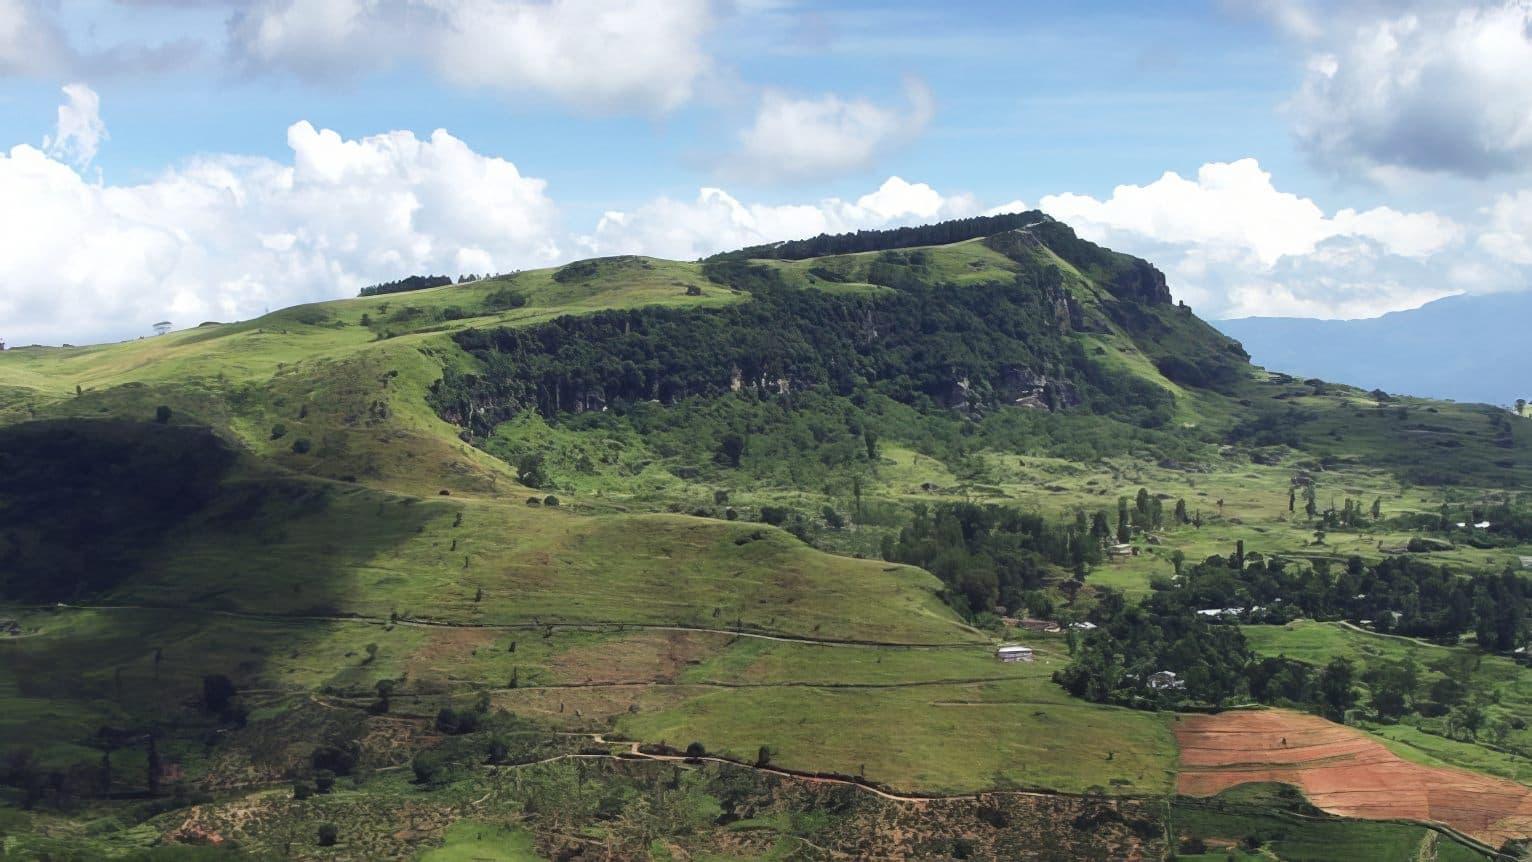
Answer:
1, 215, 1529, 860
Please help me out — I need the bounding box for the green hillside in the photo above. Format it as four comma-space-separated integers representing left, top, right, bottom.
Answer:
1, 213, 1526, 860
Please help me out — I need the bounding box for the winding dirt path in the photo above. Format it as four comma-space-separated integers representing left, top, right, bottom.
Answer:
33, 602, 981, 649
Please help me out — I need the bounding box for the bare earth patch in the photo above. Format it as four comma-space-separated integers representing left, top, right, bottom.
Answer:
1175, 709, 1532, 847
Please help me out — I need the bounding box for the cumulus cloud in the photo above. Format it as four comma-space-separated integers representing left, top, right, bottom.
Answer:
1479, 188, 1532, 264
1039, 158, 1469, 319
1287, 2, 1532, 177
581, 176, 979, 260
41, 83, 107, 167
228, 0, 713, 112
730, 79, 935, 183
0, 116, 560, 346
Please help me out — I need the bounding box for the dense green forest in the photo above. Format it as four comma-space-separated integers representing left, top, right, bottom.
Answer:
431, 258, 1189, 464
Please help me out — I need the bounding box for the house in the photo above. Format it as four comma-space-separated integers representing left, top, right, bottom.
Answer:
995, 644, 1035, 663
1196, 607, 1242, 619
1108, 543, 1137, 557
1069, 621, 1097, 631
1147, 670, 1185, 691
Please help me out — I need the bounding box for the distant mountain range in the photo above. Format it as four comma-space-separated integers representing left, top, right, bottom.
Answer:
1215, 292, 1531, 407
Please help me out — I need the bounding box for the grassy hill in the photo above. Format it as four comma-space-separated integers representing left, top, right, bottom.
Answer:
1, 213, 1526, 859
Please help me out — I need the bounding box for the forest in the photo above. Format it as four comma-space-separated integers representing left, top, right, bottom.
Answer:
432, 261, 1179, 443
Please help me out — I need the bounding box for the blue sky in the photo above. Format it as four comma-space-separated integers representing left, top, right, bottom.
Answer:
2, 0, 1531, 345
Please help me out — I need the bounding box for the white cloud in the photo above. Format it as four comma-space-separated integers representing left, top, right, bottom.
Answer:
0, 0, 67, 74
1039, 158, 1469, 319
42, 83, 107, 167
1479, 188, 1532, 264
0, 116, 560, 346
581, 175, 980, 260
731, 79, 934, 182
1042, 159, 1460, 264
228, 0, 713, 113
1287, 2, 1532, 177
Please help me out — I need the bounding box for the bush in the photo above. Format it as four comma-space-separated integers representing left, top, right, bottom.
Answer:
311, 744, 358, 776
759, 505, 791, 526
201, 674, 235, 713
316, 823, 338, 847
269, 423, 287, 440
290, 438, 312, 455
685, 741, 706, 758
543, 495, 560, 507
292, 782, 312, 800
313, 769, 335, 794
525, 496, 542, 506
484, 287, 527, 312
412, 750, 444, 785
435, 707, 479, 735
154, 405, 172, 424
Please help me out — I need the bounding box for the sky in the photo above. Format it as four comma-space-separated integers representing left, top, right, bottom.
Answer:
2, 0, 1531, 346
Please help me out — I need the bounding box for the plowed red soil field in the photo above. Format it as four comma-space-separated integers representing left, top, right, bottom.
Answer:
1175, 709, 1532, 847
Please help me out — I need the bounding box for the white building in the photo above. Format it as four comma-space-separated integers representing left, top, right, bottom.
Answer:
996, 644, 1035, 663
1147, 670, 1185, 691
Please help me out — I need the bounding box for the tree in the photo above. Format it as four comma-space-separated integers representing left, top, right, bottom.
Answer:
202, 674, 236, 714
516, 453, 547, 488
1517, 398, 1527, 416
822, 506, 845, 529
717, 433, 746, 468
317, 823, 339, 847
1318, 658, 1356, 720
1288, 488, 1295, 513
1371, 497, 1382, 520
154, 405, 172, 424
1175, 498, 1189, 524
412, 750, 444, 784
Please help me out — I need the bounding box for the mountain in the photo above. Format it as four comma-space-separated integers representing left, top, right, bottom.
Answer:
1216, 291, 1532, 407
1, 215, 1528, 860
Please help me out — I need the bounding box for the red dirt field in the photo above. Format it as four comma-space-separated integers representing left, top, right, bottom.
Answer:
1175, 709, 1532, 848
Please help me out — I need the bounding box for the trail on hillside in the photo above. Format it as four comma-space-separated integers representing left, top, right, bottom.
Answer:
24, 601, 982, 648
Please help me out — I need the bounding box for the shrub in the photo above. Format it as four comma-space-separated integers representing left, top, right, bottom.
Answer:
685, 741, 706, 758
316, 823, 338, 846
759, 505, 791, 526
154, 405, 172, 424
484, 287, 527, 311
202, 674, 236, 713
292, 782, 312, 800
269, 423, 287, 440
526, 497, 541, 506
543, 495, 560, 507
313, 769, 335, 794
290, 438, 312, 455
412, 750, 444, 785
